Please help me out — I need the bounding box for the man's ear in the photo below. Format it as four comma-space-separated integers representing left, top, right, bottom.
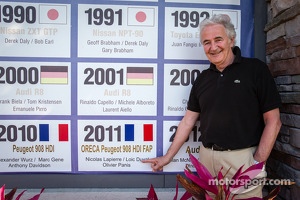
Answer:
230, 37, 236, 47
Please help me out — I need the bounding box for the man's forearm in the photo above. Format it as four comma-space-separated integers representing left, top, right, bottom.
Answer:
165, 114, 198, 161
165, 124, 192, 161
254, 109, 281, 162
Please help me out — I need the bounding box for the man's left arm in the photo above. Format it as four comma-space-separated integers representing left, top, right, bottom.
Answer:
254, 108, 282, 163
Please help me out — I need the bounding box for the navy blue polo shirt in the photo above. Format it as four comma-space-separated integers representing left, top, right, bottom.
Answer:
187, 47, 281, 150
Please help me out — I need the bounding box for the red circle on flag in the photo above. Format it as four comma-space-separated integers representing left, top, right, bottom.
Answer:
47, 9, 59, 20
136, 11, 146, 22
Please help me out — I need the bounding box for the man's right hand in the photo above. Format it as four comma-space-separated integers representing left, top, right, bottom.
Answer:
141, 156, 172, 172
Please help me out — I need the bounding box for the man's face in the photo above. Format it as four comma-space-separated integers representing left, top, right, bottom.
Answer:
201, 24, 235, 70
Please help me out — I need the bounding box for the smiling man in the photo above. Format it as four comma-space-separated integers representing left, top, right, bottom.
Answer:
201, 18, 235, 71
143, 14, 282, 198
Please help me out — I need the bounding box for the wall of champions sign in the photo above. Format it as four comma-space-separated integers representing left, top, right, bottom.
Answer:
0, 0, 253, 173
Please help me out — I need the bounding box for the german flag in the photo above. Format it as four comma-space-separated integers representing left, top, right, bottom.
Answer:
126, 67, 153, 85
40, 66, 68, 84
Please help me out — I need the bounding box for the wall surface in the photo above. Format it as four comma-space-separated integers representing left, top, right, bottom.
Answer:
5, 2, 299, 200
0, 0, 255, 190
0, 0, 273, 191
1, 1, 298, 199
264, 0, 300, 199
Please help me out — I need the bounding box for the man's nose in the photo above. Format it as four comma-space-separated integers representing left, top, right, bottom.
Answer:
210, 41, 218, 50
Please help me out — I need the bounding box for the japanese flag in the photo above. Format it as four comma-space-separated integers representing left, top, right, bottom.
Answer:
127, 7, 155, 27
39, 4, 67, 24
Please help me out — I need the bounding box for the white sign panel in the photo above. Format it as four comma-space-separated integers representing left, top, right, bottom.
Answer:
0, 2, 71, 57
0, 120, 72, 172
78, 120, 156, 172
78, 4, 158, 58
164, 8, 240, 60
164, 64, 209, 116
0, 61, 71, 115
165, 0, 240, 5
163, 120, 201, 172
77, 62, 157, 116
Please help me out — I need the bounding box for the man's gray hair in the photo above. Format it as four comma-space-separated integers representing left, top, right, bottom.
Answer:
199, 14, 236, 45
